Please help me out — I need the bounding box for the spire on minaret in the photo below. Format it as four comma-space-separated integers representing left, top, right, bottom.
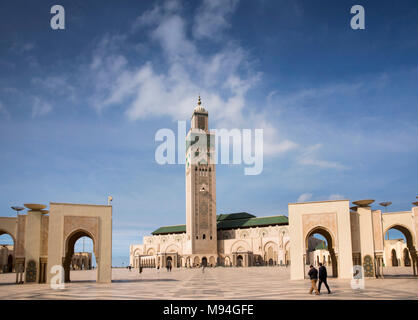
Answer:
193, 95, 208, 114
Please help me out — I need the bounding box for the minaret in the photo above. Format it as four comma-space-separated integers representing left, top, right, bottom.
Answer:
185, 97, 217, 256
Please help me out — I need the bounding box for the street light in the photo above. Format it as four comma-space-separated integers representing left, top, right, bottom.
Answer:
379, 202, 392, 241
11, 206, 24, 216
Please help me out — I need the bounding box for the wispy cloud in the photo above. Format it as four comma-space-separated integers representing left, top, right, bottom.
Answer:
297, 193, 313, 202
85, 0, 297, 158
32, 97, 52, 118
298, 144, 346, 169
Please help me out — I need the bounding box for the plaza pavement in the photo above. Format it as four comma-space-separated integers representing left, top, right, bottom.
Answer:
0, 266, 416, 300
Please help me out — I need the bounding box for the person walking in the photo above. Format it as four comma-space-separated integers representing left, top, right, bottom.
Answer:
308, 265, 320, 295
318, 263, 331, 294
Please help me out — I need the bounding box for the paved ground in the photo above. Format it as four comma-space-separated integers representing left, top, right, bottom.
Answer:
0, 266, 416, 300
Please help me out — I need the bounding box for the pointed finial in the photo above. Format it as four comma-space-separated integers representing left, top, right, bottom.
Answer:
198, 96, 201, 105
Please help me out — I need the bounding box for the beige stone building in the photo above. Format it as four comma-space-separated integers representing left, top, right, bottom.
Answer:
131, 100, 418, 281
130, 99, 290, 268
71, 252, 93, 270
0, 203, 112, 284
384, 239, 411, 267
0, 244, 14, 273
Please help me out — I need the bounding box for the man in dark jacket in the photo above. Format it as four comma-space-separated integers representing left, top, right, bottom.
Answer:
318, 263, 331, 294
308, 265, 319, 295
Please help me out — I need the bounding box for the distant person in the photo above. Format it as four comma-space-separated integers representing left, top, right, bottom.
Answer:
202, 264, 205, 273
139, 266, 143, 274
128, 265, 132, 271
318, 263, 331, 294
308, 265, 320, 295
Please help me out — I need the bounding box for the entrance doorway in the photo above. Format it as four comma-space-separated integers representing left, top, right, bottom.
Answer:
384, 225, 416, 277
237, 255, 243, 267
63, 230, 96, 283
166, 256, 172, 268
0, 232, 15, 274
201, 257, 207, 267
306, 228, 337, 278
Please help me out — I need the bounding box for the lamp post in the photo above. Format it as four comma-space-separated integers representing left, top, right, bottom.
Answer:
11, 206, 24, 216
379, 202, 392, 240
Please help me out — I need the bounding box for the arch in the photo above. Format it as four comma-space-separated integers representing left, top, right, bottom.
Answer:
147, 248, 155, 256
305, 226, 338, 277
7, 254, 13, 272
165, 244, 181, 254
384, 224, 416, 275
264, 241, 278, 265
305, 226, 335, 251
63, 229, 96, 283
403, 248, 411, 267
237, 255, 243, 267
209, 256, 215, 266
231, 240, 250, 253
193, 256, 200, 266
0, 230, 16, 246
224, 256, 231, 267
391, 249, 398, 267
384, 224, 415, 248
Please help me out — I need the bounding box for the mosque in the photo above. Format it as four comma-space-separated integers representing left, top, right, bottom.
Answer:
130, 98, 418, 279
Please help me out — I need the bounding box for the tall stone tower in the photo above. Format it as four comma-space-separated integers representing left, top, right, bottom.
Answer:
185, 97, 217, 256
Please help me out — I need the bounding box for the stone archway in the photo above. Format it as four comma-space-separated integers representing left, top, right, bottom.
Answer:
0, 230, 15, 273
63, 229, 95, 282
391, 249, 398, 267
237, 255, 243, 267
46, 203, 112, 284
264, 241, 278, 265
305, 227, 338, 278
404, 248, 411, 267
224, 256, 231, 267
384, 224, 417, 276
193, 256, 200, 267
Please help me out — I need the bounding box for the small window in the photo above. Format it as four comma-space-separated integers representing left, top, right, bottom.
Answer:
203, 234, 206, 239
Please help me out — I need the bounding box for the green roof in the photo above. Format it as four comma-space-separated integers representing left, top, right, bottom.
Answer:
151, 213, 288, 235
217, 215, 288, 230
216, 212, 256, 221
151, 225, 186, 235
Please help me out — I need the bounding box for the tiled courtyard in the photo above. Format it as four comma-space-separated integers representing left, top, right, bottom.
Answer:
0, 266, 417, 300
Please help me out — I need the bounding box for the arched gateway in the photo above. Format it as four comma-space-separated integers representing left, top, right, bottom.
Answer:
0, 203, 112, 284
290, 199, 418, 280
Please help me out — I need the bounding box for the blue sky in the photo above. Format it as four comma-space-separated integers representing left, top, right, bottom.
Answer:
0, 0, 417, 265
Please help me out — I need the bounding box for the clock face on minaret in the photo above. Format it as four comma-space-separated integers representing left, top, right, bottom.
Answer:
185, 97, 217, 255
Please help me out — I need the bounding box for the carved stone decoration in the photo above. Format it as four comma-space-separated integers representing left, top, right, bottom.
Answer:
363, 255, 374, 277
25, 260, 37, 283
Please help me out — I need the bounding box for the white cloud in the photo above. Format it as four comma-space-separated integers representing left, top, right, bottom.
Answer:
298, 144, 346, 169
86, 0, 297, 158
193, 0, 239, 40
32, 97, 52, 118
0, 101, 10, 118
297, 193, 313, 202
329, 194, 344, 200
